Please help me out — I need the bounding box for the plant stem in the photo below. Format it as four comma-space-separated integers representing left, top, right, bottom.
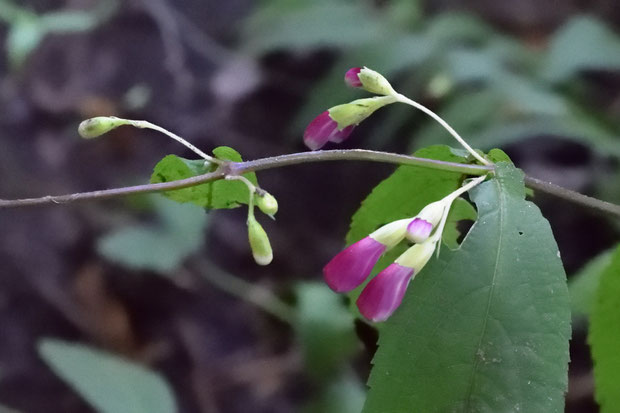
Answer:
524, 176, 620, 219
394, 93, 491, 166
0, 149, 619, 220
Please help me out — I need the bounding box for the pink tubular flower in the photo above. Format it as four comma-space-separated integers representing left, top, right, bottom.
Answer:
323, 236, 386, 293
356, 263, 414, 322
303, 111, 355, 150
344, 67, 363, 88
406, 218, 433, 243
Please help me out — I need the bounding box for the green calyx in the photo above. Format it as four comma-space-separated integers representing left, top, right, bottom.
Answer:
328, 95, 396, 130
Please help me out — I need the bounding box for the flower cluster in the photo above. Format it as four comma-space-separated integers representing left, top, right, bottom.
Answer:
323, 175, 487, 322
303, 67, 398, 150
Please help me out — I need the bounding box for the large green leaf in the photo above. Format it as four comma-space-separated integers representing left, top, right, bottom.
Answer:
363, 163, 571, 413
150, 146, 258, 209
38, 339, 176, 413
589, 245, 620, 413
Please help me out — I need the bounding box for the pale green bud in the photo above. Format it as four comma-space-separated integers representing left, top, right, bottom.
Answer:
256, 191, 278, 216
405, 200, 446, 243
357, 67, 397, 96
248, 215, 273, 266
369, 218, 410, 249
328, 95, 396, 129
78, 116, 128, 139
395, 240, 436, 272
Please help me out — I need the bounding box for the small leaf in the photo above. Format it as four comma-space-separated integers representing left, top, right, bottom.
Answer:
568, 248, 615, 319
97, 196, 207, 273
38, 339, 177, 413
588, 245, 620, 413
150, 146, 258, 209
6, 16, 44, 68
363, 163, 571, 413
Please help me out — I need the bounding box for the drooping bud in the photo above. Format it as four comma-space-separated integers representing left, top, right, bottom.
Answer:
344, 67, 363, 88
356, 263, 413, 322
256, 191, 278, 216
328, 96, 396, 130
323, 219, 410, 293
303, 111, 355, 150
247, 215, 273, 266
78, 116, 128, 139
406, 200, 446, 243
357, 67, 397, 96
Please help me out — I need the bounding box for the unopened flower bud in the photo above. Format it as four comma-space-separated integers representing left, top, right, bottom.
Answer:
328, 96, 395, 130
247, 215, 273, 266
357, 67, 397, 96
406, 200, 446, 243
256, 191, 278, 216
78, 116, 128, 139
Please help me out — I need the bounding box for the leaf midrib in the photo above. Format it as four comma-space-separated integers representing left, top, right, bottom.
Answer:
463, 178, 505, 412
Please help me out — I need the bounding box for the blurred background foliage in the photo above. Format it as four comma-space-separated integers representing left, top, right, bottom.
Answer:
1, 0, 619, 412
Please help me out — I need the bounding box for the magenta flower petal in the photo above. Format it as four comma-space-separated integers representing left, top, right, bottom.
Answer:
304, 111, 356, 149
304, 111, 337, 150
406, 218, 433, 243
327, 124, 355, 143
344, 67, 363, 88
356, 263, 414, 322
323, 236, 386, 293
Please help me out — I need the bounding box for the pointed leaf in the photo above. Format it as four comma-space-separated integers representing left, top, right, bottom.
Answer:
38, 339, 176, 413
363, 163, 571, 413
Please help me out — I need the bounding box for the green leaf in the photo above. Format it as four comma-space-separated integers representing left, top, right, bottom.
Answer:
568, 248, 615, 319
363, 163, 571, 413
97, 196, 207, 273
544, 16, 620, 82
294, 282, 358, 380
150, 146, 258, 209
588, 245, 620, 413
38, 339, 177, 413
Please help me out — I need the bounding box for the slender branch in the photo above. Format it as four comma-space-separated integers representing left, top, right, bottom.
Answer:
0, 149, 619, 220
524, 176, 620, 219
0, 149, 491, 208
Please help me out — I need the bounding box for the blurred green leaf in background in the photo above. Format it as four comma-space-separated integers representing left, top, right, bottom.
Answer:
38, 339, 176, 413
